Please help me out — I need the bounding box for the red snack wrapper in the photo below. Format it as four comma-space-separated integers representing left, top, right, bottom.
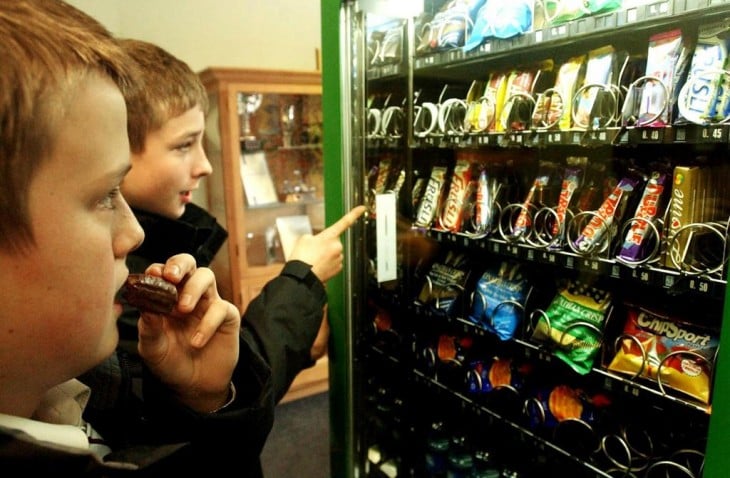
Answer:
573, 176, 639, 253
415, 166, 448, 228
438, 159, 474, 232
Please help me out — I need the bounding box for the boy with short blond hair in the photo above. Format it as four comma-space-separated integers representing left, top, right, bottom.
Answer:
0, 1, 247, 475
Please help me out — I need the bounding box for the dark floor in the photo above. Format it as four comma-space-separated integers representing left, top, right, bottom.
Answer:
261, 391, 331, 478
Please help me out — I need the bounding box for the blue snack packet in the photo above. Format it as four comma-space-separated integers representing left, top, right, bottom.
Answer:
469, 261, 528, 340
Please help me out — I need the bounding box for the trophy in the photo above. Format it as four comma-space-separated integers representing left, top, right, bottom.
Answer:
280, 103, 296, 147
237, 92, 263, 146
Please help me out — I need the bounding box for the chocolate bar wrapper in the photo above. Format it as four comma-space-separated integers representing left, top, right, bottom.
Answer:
555, 55, 586, 130
639, 29, 693, 127
438, 158, 474, 232
485, 71, 509, 133
551, 160, 585, 243
675, 19, 730, 124
663, 164, 702, 268
617, 169, 669, 262
573, 45, 616, 129
473, 167, 498, 234
573, 176, 639, 253
414, 165, 448, 228
499, 68, 537, 132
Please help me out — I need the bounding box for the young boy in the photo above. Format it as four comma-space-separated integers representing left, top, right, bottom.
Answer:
0, 1, 364, 476
111, 38, 360, 397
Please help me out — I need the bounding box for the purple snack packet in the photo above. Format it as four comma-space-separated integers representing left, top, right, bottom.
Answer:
574, 176, 639, 253
617, 170, 669, 262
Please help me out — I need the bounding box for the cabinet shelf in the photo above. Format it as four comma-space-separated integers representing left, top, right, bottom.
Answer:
245, 197, 323, 211
241, 141, 323, 152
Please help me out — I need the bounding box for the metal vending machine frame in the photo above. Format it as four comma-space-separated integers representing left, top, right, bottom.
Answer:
321, 1, 730, 477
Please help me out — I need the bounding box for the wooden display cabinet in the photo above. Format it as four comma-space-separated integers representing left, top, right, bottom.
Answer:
199, 67, 324, 314
199, 68, 327, 401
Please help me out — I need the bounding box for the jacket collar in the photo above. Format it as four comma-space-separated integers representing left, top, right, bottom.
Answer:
132, 203, 228, 267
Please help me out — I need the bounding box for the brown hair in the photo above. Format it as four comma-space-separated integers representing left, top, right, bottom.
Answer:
0, 0, 137, 252
119, 39, 209, 154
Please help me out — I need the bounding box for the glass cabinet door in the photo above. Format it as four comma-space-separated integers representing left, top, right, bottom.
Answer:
237, 91, 324, 266
200, 68, 323, 312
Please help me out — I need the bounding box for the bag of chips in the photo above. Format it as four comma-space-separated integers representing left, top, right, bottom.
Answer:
417, 251, 471, 313
530, 279, 612, 374
469, 261, 529, 340
607, 304, 719, 404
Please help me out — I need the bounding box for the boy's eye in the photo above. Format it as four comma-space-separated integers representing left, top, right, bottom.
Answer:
99, 187, 121, 210
176, 140, 195, 152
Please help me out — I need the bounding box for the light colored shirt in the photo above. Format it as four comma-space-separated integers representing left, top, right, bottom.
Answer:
0, 379, 110, 457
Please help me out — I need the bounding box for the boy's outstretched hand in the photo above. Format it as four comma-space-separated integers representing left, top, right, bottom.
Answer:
289, 205, 367, 283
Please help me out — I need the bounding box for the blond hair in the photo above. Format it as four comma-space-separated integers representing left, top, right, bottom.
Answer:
0, 0, 137, 252
119, 39, 209, 154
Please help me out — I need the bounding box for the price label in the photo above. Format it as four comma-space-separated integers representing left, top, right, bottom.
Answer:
551, 25, 568, 37
641, 128, 661, 141
624, 383, 640, 397
447, 50, 462, 61
702, 126, 725, 142
549, 132, 562, 143
632, 268, 651, 283
625, 7, 638, 22
588, 130, 607, 142
689, 279, 710, 294
540, 251, 557, 263
647, 1, 669, 15
674, 127, 687, 141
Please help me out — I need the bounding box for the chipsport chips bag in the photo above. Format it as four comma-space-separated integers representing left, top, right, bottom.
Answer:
608, 305, 719, 404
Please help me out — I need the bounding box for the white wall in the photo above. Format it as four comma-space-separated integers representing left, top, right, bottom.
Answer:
66, 0, 322, 73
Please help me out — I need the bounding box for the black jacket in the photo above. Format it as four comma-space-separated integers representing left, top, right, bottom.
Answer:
0, 204, 325, 476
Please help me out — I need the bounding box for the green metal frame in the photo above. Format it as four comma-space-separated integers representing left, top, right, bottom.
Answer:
321, 2, 352, 478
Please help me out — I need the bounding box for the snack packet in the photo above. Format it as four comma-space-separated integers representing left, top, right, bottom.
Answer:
531, 279, 612, 374
608, 305, 718, 404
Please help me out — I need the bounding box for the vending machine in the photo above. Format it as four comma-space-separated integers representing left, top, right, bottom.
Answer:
321, 1, 730, 476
